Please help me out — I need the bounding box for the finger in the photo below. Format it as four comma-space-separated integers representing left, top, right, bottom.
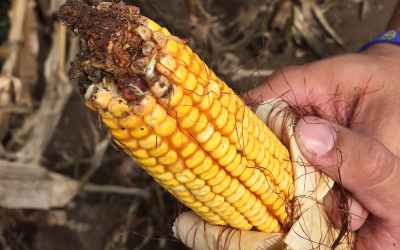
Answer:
173, 211, 282, 250
323, 187, 369, 231
294, 116, 400, 220
246, 55, 374, 120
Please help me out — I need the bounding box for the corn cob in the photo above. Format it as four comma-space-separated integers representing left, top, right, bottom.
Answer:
60, 0, 294, 233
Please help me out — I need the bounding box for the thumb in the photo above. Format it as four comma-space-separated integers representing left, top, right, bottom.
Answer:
294, 116, 400, 222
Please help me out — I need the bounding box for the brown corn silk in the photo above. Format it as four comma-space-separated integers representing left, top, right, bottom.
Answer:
59, 0, 294, 233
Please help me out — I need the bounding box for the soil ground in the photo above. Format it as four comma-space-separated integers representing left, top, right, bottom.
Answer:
0, 0, 398, 249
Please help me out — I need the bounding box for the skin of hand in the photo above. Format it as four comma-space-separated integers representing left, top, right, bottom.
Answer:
250, 43, 400, 249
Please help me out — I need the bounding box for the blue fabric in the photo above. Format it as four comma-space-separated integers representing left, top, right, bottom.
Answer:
358, 30, 400, 52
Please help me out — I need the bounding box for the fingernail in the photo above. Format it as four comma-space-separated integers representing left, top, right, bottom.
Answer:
299, 118, 337, 157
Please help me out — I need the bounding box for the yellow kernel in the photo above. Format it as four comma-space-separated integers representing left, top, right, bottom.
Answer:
238, 166, 254, 182
99, 109, 114, 119
255, 144, 265, 164
108, 96, 132, 118
160, 27, 171, 36
236, 194, 256, 213
210, 137, 230, 159
189, 84, 204, 104
171, 65, 188, 84
203, 194, 225, 207
232, 189, 251, 207
196, 192, 215, 202
144, 104, 167, 125
149, 138, 169, 157
110, 128, 131, 141
137, 157, 157, 167
218, 145, 237, 166
220, 178, 239, 197
170, 95, 192, 119
200, 131, 221, 152
176, 49, 190, 66
226, 184, 246, 204
183, 45, 193, 56
181, 73, 197, 92
146, 165, 166, 174
118, 113, 143, 129
132, 148, 150, 158
195, 122, 214, 143
130, 122, 152, 138
178, 107, 199, 128
162, 178, 180, 188
161, 39, 179, 57
124, 137, 139, 149
175, 189, 192, 198
190, 185, 210, 196
219, 114, 236, 136
175, 169, 196, 183
207, 168, 226, 186
179, 195, 196, 203
192, 157, 212, 174
220, 92, 230, 108
212, 202, 231, 213
188, 56, 200, 75
85, 100, 98, 111
243, 200, 263, 218
179, 142, 198, 158
168, 130, 190, 148
167, 157, 185, 173
138, 134, 161, 149
199, 164, 219, 181
133, 95, 157, 116
146, 19, 161, 31
114, 139, 127, 149
217, 206, 235, 217
212, 108, 228, 129
212, 175, 231, 194
185, 150, 205, 168
158, 150, 178, 165
154, 116, 177, 137
206, 99, 221, 120
185, 178, 206, 189
197, 69, 208, 87
188, 113, 207, 133
170, 184, 186, 192
102, 117, 119, 129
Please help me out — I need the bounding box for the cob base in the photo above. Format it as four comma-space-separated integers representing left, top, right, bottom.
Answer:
60, 0, 294, 233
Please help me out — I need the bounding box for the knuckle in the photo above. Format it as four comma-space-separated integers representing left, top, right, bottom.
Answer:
359, 138, 395, 184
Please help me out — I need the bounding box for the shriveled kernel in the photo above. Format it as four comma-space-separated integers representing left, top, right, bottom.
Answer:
108, 96, 132, 117
135, 26, 152, 41
157, 54, 177, 76
133, 95, 156, 116
152, 31, 167, 47
142, 41, 157, 56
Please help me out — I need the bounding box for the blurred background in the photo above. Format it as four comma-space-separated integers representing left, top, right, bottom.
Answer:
0, 0, 396, 249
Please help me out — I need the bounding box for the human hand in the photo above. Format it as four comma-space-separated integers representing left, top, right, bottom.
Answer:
251, 43, 400, 249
